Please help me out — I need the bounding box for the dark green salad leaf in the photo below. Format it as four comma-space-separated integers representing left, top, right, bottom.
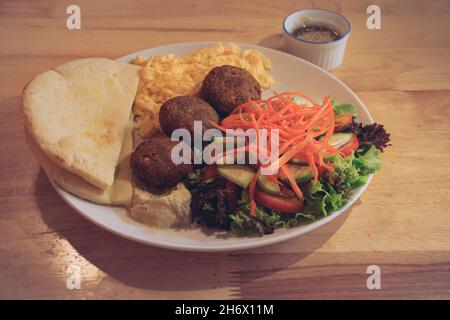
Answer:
229, 200, 316, 237
186, 169, 231, 230
302, 180, 346, 216
353, 145, 382, 175
305, 145, 382, 216
321, 145, 381, 195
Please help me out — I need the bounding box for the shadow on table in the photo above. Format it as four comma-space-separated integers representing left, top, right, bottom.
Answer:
35, 169, 358, 293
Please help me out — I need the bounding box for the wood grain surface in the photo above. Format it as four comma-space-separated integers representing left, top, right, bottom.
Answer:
1, 0, 450, 300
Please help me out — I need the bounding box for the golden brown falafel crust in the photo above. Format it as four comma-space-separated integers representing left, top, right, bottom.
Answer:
201, 65, 261, 117
159, 96, 219, 138
130, 134, 192, 189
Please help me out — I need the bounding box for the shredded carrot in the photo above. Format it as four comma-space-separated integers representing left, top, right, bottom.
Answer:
212, 92, 339, 204
307, 153, 319, 181
321, 97, 335, 144
248, 173, 258, 216
280, 166, 304, 202
249, 113, 260, 159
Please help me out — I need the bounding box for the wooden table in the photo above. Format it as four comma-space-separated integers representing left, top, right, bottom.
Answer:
1, 0, 450, 300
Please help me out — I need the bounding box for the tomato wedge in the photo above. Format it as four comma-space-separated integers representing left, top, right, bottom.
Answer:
339, 135, 359, 157
203, 165, 218, 181
254, 186, 303, 213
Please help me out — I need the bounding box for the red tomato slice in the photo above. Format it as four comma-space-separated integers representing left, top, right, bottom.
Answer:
339, 135, 359, 157
203, 165, 218, 181
254, 186, 303, 213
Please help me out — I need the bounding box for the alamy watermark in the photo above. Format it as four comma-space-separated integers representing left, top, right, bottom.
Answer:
366, 265, 381, 290
367, 5, 381, 30
66, 5, 81, 30
170, 121, 280, 175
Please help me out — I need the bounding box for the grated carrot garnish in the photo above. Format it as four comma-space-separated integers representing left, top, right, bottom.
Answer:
210, 92, 338, 203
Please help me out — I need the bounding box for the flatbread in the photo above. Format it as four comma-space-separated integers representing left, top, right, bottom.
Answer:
22, 58, 139, 190
26, 116, 134, 206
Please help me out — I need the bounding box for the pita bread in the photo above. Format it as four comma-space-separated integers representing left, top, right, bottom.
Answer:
26, 115, 134, 205
23, 58, 139, 190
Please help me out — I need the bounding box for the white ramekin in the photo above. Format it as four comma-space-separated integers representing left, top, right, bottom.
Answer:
283, 9, 351, 71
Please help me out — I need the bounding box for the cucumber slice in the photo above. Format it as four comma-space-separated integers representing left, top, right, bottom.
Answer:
322, 133, 354, 148
257, 175, 282, 196
279, 164, 313, 184
217, 165, 255, 188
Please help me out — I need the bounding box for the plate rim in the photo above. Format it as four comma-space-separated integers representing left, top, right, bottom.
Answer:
47, 41, 375, 252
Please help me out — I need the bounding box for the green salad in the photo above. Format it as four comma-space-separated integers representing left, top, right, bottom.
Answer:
185, 93, 391, 236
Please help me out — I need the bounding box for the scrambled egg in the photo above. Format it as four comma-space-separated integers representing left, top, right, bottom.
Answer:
131, 43, 274, 138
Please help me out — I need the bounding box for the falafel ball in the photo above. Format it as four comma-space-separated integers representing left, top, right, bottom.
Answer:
159, 96, 219, 138
201, 65, 261, 117
131, 134, 192, 189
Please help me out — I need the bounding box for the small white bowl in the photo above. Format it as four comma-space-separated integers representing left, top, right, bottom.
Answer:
283, 9, 351, 71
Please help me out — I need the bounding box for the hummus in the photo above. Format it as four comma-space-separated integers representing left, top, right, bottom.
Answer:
129, 183, 192, 228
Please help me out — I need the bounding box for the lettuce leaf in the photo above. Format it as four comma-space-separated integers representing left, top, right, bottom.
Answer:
229, 201, 315, 236
302, 180, 346, 216
324, 153, 364, 193
319, 145, 380, 200
353, 145, 382, 175
332, 101, 357, 117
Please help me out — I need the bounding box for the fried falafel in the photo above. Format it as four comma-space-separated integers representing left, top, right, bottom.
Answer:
159, 96, 219, 138
131, 134, 192, 189
201, 65, 261, 117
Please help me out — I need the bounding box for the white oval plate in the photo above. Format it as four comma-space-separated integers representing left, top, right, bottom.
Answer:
49, 41, 374, 252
